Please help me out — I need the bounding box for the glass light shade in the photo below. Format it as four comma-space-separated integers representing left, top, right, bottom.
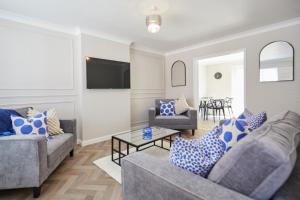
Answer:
146, 15, 161, 33
147, 23, 160, 33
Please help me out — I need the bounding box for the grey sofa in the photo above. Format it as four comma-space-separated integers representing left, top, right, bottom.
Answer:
122, 111, 300, 200
149, 99, 197, 135
0, 107, 76, 198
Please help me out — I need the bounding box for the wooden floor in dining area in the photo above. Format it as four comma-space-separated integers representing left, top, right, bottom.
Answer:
0, 120, 216, 200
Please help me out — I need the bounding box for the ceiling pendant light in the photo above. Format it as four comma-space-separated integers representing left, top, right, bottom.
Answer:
146, 14, 161, 33
145, 5, 161, 33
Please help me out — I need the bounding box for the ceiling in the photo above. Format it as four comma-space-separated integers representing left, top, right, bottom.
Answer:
0, 0, 300, 53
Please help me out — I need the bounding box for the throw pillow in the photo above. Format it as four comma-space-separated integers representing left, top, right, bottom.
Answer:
0, 109, 21, 133
238, 109, 267, 130
160, 100, 175, 116
237, 108, 253, 119
174, 95, 190, 114
170, 127, 225, 177
28, 108, 63, 135
11, 112, 48, 137
219, 118, 251, 152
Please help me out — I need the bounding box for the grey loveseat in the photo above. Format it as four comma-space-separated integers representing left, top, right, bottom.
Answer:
122, 111, 300, 200
149, 99, 197, 135
0, 107, 76, 198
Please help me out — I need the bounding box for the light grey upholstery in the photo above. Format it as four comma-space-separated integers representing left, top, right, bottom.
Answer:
47, 133, 74, 171
0, 107, 76, 195
122, 111, 300, 200
15, 107, 32, 118
208, 111, 300, 200
122, 147, 253, 200
149, 99, 197, 131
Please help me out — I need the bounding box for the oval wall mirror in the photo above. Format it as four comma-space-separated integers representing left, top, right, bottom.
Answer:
171, 60, 186, 87
259, 41, 294, 82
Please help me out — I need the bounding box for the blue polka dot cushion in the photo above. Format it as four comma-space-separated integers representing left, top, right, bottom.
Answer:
219, 118, 251, 152
169, 127, 225, 177
238, 109, 267, 130
160, 100, 175, 116
11, 112, 49, 137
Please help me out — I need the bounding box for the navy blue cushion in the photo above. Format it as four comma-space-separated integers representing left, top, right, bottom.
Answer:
0, 109, 21, 133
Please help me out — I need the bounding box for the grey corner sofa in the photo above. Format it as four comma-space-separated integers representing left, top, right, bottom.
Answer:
122, 111, 300, 200
0, 107, 76, 198
149, 99, 197, 135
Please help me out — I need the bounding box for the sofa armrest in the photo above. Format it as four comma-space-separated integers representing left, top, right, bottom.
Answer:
60, 119, 76, 134
148, 108, 156, 126
122, 151, 253, 200
60, 119, 77, 145
0, 135, 48, 189
187, 108, 198, 127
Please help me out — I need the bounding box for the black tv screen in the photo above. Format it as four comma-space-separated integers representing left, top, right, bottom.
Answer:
86, 57, 130, 89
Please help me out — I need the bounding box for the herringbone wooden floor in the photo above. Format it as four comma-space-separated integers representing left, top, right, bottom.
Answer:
0, 120, 215, 200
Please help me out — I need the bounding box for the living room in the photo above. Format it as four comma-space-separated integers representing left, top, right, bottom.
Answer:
0, 0, 300, 200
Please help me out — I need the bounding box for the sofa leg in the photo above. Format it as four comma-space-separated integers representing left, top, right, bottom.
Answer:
70, 149, 74, 157
33, 187, 41, 198
192, 130, 195, 136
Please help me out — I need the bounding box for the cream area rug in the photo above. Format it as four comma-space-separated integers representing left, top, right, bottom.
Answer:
93, 155, 122, 183
93, 141, 170, 184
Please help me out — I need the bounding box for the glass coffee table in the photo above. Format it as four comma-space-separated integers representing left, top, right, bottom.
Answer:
111, 127, 181, 166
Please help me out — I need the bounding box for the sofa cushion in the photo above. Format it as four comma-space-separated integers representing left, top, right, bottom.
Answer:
14, 107, 32, 118
272, 145, 300, 200
160, 100, 175, 116
47, 133, 74, 169
219, 118, 251, 152
28, 108, 64, 135
11, 112, 48, 137
0, 109, 21, 133
174, 95, 190, 114
155, 115, 190, 125
208, 111, 300, 200
170, 127, 224, 177
155, 99, 174, 115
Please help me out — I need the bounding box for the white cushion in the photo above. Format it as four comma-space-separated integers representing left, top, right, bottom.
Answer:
11, 113, 49, 137
28, 108, 64, 135
174, 95, 190, 114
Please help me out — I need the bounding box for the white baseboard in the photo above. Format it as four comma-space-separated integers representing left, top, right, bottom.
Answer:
80, 129, 131, 147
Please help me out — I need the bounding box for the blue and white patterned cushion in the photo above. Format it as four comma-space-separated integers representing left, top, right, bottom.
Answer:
160, 100, 175, 116
11, 112, 48, 137
246, 112, 267, 130
238, 109, 267, 130
219, 118, 251, 152
170, 127, 225, 177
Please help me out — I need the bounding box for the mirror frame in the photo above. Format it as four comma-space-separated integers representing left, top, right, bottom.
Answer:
259, 40, 294, 82
171, 60, 186, 87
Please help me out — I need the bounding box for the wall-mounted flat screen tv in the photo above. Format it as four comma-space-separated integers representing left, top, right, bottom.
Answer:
86, 57, 130, 89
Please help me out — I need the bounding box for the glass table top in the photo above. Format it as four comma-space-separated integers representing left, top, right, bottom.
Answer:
113, 126, 180, 146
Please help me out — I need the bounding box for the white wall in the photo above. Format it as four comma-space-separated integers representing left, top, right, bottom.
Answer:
204, 63, 233, 98
130, 49, 165, 129
0, 17, 166, 145
0, 18, 79, 129
79, 34, 131, 144
165, 24, 300, 117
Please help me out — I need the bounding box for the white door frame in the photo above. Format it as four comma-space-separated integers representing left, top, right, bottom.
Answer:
192, 49, 247, 114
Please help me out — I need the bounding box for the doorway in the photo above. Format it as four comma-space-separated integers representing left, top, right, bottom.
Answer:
194, 50, 245, 122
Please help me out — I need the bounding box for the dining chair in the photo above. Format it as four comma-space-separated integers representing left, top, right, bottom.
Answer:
205, 99, 225, 123
224, 97, 234, 117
